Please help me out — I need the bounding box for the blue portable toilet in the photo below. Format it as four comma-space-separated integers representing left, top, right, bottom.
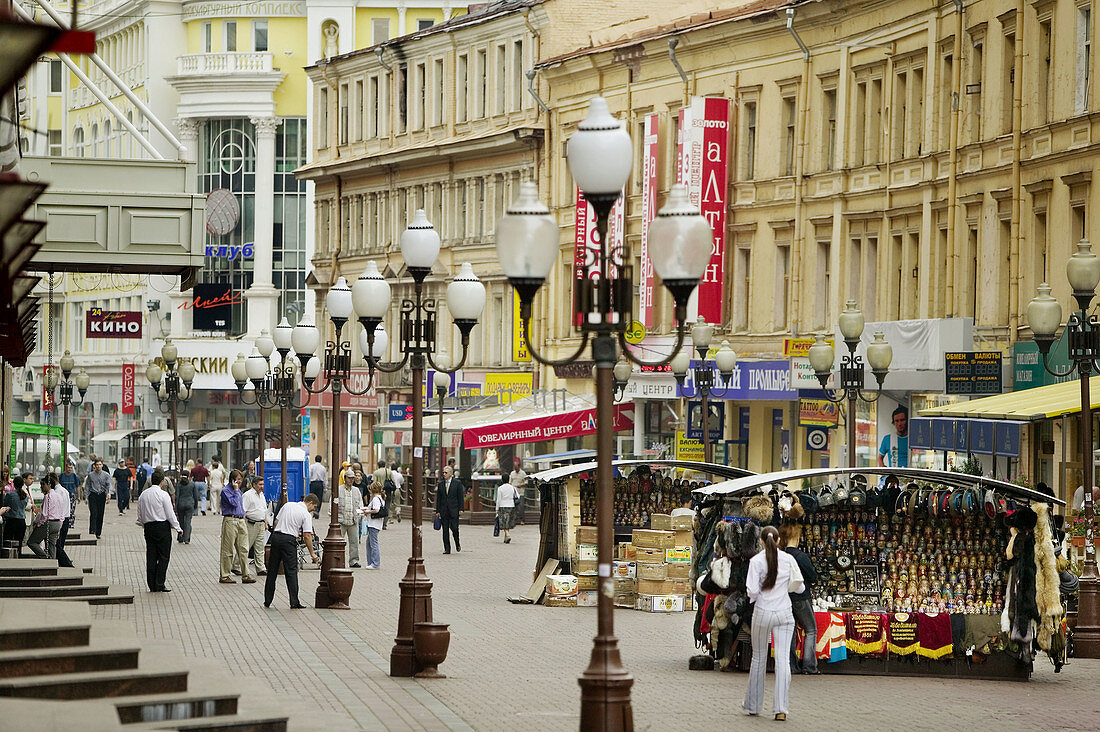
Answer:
260, 447, 308, 503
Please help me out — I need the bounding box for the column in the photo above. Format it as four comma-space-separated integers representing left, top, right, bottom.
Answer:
246, 116, 280, 337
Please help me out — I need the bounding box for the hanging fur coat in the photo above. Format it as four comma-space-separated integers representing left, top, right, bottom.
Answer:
1032, 503, 1064, 652
1001, 503, 1062, 661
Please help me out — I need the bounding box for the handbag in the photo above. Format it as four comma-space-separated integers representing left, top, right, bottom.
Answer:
433, 514, 442, 531
493, 514, 501, 537
370, 495, 388, 520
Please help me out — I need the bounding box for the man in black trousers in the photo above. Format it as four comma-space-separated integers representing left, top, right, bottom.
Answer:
264, 494, 320, 609
136, 469, 182, 592
434, 465, 465, 554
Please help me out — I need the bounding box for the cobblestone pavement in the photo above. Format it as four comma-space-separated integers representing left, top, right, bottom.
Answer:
66, 506, 1100, 731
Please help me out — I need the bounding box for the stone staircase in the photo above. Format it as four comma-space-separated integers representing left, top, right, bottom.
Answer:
0, 599, 323, 731
0, 559, 133, 604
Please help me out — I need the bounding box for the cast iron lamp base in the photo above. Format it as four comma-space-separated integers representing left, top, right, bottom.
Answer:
1074, 573, 1100, 657
578, 635, 634, 731
390, 555, 433, 676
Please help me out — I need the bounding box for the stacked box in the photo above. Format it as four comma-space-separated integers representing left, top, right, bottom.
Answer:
667, 563, 691, 580
612, 561, 637, 579
546, 574, 578, 606
671, 514, 693, 531
649, 513, 672, 531
578, 544, 598, 560
674, 529, 693, 547
632, 529, 675, 549
634, 546, 667, 563
577, 590, 598, 607
637, 578, 675, 595
614, 576, 637, 607
617, 542, 636, 560
666, 547, 692, 564
574, 559, 597, 574
636, 594, 685, 613
576, 526, 599, 544
636, 562, 668, 581
577, 575, 599, 591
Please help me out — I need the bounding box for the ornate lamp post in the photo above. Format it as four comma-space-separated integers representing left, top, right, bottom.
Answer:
348, 218, 485, 677
670, 319, 737, 463
145, 339, 196, 470
44, 350, 89, 469
434, 367, 450, 482
806, 301, 892, 468
1027, 238, 1100, 657
497, 97, 712, 731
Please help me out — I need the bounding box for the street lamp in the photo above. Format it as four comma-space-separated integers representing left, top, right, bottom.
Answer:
44, 350, 89, 469
349, 222, 485, 678
146, 338, 196, 470
807, 300, 892, 469
498, 97, 712, 731
670, 320, 737, 463
434, 365, 450, 482
1027, 238, 1100, 658
231, 318, 307, 510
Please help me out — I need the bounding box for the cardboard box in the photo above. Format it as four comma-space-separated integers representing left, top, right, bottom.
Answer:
634, 546, 668, 562
577, 575, 599, 591
636, 594, 685, 613
666, 547, 692, 564
577, 590, 598, 607
637, 578, 674, 595
674, 529, 694, 548
614, 578, 637, 594
649, 513, 672, 531
636, 562, 668, 581
577, 543, 598, 561
684, 593, 696, 611
546, 575, 578, 597
576, 526, 598, 544
545, 595, 578, 607
671, 514, 693, 531
667, 563, 691, 580
612, 561, 637, 579
632, 529, 675, 549
668, 579, 692, 596
574, 558, 597, 575
617, 542, 636, 560
614, 593, 637, 608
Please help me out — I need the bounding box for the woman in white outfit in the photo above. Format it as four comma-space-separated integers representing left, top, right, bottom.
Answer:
744, 525, 804, 721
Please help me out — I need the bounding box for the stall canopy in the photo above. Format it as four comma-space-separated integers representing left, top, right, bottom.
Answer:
919, 378, 1100, 421
198, 427, 250, 444
143, 429, 176, 443
532, 459, 755, 484
91, 428, 142, 442
527, 449, 597, 467
693, 466, 1064, 506
11, 437, 79, 455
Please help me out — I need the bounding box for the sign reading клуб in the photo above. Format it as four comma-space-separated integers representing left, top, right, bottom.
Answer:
86, 308, 142, 338
945, 351, 1003, 395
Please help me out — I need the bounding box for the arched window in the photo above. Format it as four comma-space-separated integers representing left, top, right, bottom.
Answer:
73, 127, 84, 157
103, 119, 112, 157
90, 123, 99, 156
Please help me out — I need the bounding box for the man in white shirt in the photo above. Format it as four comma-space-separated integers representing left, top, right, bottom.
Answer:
136, 469, 183, 593
207, 458, 226, 518
41, 478, 71, 563
337, 472, 362, 568
151, 448, 161, 469
308, 456, 327, 517
242, 475, 269, 576
389, 463, 404, 524
264, 494, 320, 609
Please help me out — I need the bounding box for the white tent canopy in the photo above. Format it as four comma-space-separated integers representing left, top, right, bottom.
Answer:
11, 436, 79, 456
199, 427, 250, 444
91, 428, 141, 442
143, 429, 176, 443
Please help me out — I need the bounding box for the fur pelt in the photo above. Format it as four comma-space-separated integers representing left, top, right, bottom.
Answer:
710, 556, 732, 590
740, 521, 762, 559
1033, 503, 1064, 651
697, 571, 722, 596
743, 494, 774, 524
1006, 526, 1040, 648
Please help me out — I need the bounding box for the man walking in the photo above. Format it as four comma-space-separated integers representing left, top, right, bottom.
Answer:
175, 469, 199, 544
390, 462, 404, 524
264, 493, 319, 609
150, 448, 161, 469
243, 476, 269, 576
337, 471, 362, 568
308, 456, 327, 517
373, 461, 397, 530
41, 476, 71, 565
219, 470, 253, 584
112, 459, 133, 515
509, 457, 528, 525
83, 459, 110, 539
207, 458, 226, 518
59, 462, 79, 528
136, 469, 182, 592
191, 459, 210, 516
434, 465, 464, 554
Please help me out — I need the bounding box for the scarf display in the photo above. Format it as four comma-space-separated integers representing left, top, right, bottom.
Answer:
916, 612, 953, 659
886, 613, 919, 655
845, 612, 886, 655
815, 612, 847, 662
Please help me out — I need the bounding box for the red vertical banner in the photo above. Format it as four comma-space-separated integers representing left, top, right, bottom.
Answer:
639, 113, 660, 328
122, 364, 135, 415
697, 97, 731, 323
42, 366, 55, 414
572, 186, 626, 326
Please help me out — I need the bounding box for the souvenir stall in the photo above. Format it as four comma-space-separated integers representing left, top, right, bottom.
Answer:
529, 460, 752, 610
691, 468, 1067, 680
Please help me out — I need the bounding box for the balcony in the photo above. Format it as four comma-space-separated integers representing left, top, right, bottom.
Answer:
176, 52, 274, 75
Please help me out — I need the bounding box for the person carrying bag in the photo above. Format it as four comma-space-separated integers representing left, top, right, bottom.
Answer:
494, 471, 521, 544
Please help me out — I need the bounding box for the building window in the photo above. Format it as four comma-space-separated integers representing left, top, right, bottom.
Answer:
476, 49, 487, 118
317, 87, 328, 148
848, 234, 862, 302
224, 21, 236, 52
910, 66, 924, 156
822, 86, 837, 170
414, 62, 425, 130
433, 58, 444, 126
48, 58, 62, 94
817, 237, 832, 329
495, 44, 506, 115
774, 236, 790, 331
73, 127, 84, 157
369, 76, 379, 137
418, 19, 434, 31
372, 18, 390, 45
354, 79, 363, 141
252, 20, 268, 52
782, 94, 796, 176
733, 235, 752, 331
1002, 31, 1015, 134
48, 129, 62, 155
741, 99, 757, 180
940, 50, 953, 150
202, 22, 212, 53
1078, 6, 1092, 113
338, 83, 348, 144
893, 69, 907, 160
456, 54, 468, 122
1038, 19, 1052, 123
398, 64, 408, 132
512, 40, 523, 111
968, 36, 984, 142
852, 80, 867, 167
868, 76, 883, 163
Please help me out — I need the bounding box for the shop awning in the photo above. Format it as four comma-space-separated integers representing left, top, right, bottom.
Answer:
463, 403, 634, 448
918, 378, 1100, 421
91, 428, 141, 442
198, 427, 250, 444
532, 459, 754, 484
526, 449, 597, 466
143, 429, 176, 443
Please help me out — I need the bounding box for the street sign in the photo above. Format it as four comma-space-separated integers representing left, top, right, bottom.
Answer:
944, 351, 1002, 395
806, 426, 829, 451
686, 401, 724, 441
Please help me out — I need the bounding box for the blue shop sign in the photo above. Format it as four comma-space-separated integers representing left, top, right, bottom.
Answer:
388, 404, 411, 422
970, 420, 996, 455
952, 419, 969, 453
995, 421, 1024, 457
676, 360, 797, 401
909, 418, 932, 449
931, 418, 955, 451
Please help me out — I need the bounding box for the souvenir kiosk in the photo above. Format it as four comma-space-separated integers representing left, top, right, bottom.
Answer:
691, 468, 1068, 680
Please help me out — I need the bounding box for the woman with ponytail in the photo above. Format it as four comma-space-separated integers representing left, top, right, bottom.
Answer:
744, 525, 804, 721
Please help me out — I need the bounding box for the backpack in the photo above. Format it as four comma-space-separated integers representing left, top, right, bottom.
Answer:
136, 467, 148, 489
383, 469, 397, 496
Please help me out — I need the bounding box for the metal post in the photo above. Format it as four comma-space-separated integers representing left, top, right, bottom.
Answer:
170, 400, 178, 471
701, 387, 712, 464
847, 392, 857, 469
316, 374, 348, 609
1076, 358, 1100, 655
62, 400, 69, 470
578, 334, 633, 731
279, 403, 288, 509
258, 405, 266, 480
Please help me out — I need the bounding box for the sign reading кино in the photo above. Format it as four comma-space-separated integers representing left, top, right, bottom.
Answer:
86, 308, 142, 338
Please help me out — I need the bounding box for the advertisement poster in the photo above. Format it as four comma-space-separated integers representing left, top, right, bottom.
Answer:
122, 364, 135, 415
639, 113, 659, 327
185, 283, 236, 331
675, 430, 704, 462
512, 289, 530, 362
799, 398, 839, 427
42, 366, 55, 414
86, 308, 143, 339
572, 186, 625, 325
464, 402, 633, 447
484, 372, 534, 404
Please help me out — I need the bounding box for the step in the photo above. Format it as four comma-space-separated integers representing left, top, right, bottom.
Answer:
0, 698, 121, 731
138, 715, 288, 732
116, 693, 239, 724
66, 536, 99, 546
0, 642, 140, 678
0, 576, 111, 598
0, 665, 189, 700
0, 599, 91, 651
0, 558, 63, 576
0, 567, 87, 587
52, 585, 135, 605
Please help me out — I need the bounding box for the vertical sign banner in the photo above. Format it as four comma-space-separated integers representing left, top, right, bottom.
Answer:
121, 364, 135, 415
677, 97, 731, 324
640, 113, 659, 328
42, 366, 55, 414
512, 289, 530, 362
572, 186, 625, 325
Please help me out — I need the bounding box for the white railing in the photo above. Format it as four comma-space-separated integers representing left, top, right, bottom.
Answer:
177, 52, 275, 75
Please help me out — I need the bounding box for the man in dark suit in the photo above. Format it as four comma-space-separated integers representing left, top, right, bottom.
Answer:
434, 465, 464, 554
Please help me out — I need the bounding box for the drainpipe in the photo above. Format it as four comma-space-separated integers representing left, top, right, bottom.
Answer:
668, 37, 691, 104
1009, 0, 1024, 341
787, 7, 811, 334
946, 0, 964, 316
525, 70, 550, 115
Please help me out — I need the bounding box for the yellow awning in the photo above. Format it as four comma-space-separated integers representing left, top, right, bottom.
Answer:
919, 379, 1100, 421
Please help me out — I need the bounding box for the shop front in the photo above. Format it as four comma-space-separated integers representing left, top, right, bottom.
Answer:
691, 467, 1067, 680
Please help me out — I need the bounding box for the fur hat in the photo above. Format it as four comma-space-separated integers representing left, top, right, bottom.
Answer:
1005, 505, 1038, 531
781, 502, 805, 524
743, 494, 774, 524
739, 521, 762, 558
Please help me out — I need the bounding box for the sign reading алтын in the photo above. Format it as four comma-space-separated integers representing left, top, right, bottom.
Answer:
86, 309, 142, 338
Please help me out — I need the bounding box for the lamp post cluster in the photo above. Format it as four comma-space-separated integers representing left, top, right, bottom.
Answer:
497, 97, 715, 731
670, 318, 737, 463
807, 301, 893, 468
1026, 238, 1100, 658
44, 349, 89, 468
145, 338, 196, 470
